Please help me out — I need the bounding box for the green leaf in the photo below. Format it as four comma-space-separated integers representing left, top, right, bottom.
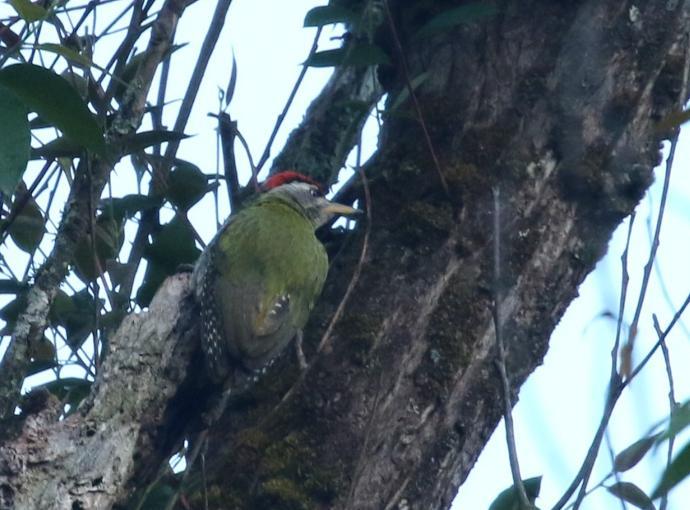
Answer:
8, 195, 45, 253
165, 161, 208, 211
224, 53, 237, 106
37, 43, 93, 68
120, 130, 189, 156
143, 217, 200, 273
38, 377, 92, 411
29, 335, 56, 364
56, 290, 103, 349
489, 476, 542, 510
135, 260, 168, 308
303, 5, 357, 27
99, 194, 162, 221
9, 0, 47, 22
0, 85, 30, 195
656, 109, 690, 133
72, 215, 124, 282
414, 3, 497, 40
0, 279, 26, 294
656, 401, 690, 444
0, 64, 104, 154
305, 43, 390, 67
387, 72, 430, 112
652, 441, 690, 499
49, 289, 76, 328
137, 480, 178, 510
26, 358, 58, 376
607, 482, 655, 510
138, 218, 200, 306
0, 293, 27, 335
31, 137, 84, 160
615, 435, 659, 472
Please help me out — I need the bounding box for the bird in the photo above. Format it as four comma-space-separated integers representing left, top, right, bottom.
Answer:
192, 171, 361, 384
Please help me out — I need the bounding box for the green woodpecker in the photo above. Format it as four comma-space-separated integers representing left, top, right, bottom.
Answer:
193, 171, 360, 383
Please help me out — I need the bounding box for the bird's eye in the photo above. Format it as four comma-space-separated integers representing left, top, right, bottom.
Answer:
309, 188, 321, 198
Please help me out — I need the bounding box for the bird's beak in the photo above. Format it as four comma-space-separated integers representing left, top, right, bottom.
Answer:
323, 201, 362, 216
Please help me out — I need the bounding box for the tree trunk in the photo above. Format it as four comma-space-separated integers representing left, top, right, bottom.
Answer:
0, 1, 686, 509
190, 1, 687, 508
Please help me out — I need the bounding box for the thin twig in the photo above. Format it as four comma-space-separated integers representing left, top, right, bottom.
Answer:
382, 0, 449, 197
162, 0, 234, 163
653, 314, 676, 510
254, 26, 323, 178
217, 112, 240, 212
620, 30, 690, 378
604, 431, 627, 510
492, 186, 530, 509
317, 144, 371, 354
552, 215, 636, 510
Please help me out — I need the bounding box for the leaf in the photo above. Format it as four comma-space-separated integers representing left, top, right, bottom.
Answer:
607, 482, 655, 510
656, 109, 690, 133
31, 136, 84, 160
49, 290, 76, 328
138, 218, 200, 306
29, 335, 56, 364
37, 43, 92, 68
0, 85, 30, 195
414, 3, 497, 40
0, 293, 27, 335
387, 72, 430, 112
119, 130, 189, 155
0, 22, 21, 47
303, 5, 357, 27
72, 215, 124, 282
9, 0, 47, 22
8, 194, 45, 253
225, 52, 237, 106
656, 401, 690, 444
26, 358, 58, 376
135, 260, 168, 308
57, 290, 103, 349
99, 194, 162, 221
137, 480, 178, 510
652, 440, 690, 499
0, 64, 104, 154
305, 43, 390, 67
0, 279, 25, 294
615, 435, 659, 472
143, 217, 200, 273
165, 161, 208, 211
489, 476, 542, 510
38, 377, 92, 410
112, 52, 146, 104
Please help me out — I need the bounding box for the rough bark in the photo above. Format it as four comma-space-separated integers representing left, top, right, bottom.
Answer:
0, 274, 202, 509
0, 1, 687, 509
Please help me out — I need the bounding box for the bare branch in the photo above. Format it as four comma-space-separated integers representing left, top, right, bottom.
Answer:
492, 186, 531, 509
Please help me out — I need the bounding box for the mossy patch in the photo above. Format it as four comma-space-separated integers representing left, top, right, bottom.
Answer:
337, 312, 384, 365
394, 200, 454, 251
416, 268, 485, 399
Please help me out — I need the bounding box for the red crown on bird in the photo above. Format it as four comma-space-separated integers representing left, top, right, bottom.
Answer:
261, 171, 325, 194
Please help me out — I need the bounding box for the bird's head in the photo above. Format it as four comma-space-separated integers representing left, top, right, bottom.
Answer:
262, 171, 361, 228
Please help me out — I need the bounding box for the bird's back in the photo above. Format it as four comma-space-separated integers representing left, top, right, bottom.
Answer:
195, 197, 328, 379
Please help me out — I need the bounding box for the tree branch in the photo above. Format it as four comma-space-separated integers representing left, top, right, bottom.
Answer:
0, 0, 189, 421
